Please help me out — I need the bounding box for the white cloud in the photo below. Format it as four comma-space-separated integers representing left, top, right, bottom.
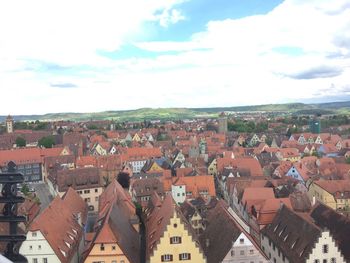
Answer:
1, 0, 350, 114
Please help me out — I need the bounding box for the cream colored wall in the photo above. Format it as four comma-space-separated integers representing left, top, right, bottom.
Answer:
308, 183, 336, 210
150, 214, 206, 263
208, 159, 217, 176
222, 232, 268, 263
190, 212, 204, 233
84, 243, 130, 263
59, 186, 103, 212
19, 230, 61, 263
261, 233, 290, 263
306, 231, 345, 263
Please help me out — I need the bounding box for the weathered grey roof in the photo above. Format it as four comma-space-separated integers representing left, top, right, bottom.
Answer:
310, 203, 350, 262
261, 205, 321, 263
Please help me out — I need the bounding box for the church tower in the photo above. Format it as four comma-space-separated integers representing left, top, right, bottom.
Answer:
6, 115, 14, 133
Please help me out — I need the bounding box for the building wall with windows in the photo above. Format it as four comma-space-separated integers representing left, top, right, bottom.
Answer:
149, 215, 206, 263
58, 186, 103, 212
84, 243, 130, 263
171, 184, 186, 204
222, 232, 268, 263
306, 231, 345, 263
19, 230, 60, 263
129, 160, 147, 173
260, 233, 290, 263
1, 162, 42, 182
261, 230, 345, 263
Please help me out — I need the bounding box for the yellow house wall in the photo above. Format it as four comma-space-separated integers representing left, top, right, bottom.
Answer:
208, 159, 217, 175
308, 183, 336, 210
150, 215, 206, 263
190, 212, 204, 232
149, 162, 163, 172
84, 243, 130, 263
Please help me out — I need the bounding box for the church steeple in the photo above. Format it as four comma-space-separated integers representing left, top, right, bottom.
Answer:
6, 115, 14, 133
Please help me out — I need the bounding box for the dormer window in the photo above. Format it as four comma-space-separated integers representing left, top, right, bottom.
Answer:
60, 249, 67, 257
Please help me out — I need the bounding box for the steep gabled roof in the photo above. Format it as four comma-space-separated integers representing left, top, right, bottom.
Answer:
311, 203, 350, 261
29, 190, 87, 263
261, 205, 321, 263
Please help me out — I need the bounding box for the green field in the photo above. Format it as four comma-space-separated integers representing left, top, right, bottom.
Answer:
2, 101, 350, 122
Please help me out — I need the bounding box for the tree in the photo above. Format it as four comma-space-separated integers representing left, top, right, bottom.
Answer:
346, 157, 350, 165
21, 184, 29, 195
15, 136, 26, 147
38, 136, 55, 148
117, 172, 130, 189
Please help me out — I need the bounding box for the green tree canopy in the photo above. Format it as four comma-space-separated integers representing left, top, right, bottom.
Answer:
38, 136, 55, 148
15, 136, 26, 147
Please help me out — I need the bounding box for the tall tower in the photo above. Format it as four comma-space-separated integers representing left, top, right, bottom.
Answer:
218, 112, 228, 134
6, 115, 14, 133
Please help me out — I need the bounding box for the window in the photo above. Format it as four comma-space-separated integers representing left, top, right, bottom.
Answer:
29, 245, 33, 250
120, 261, 125, 263
32, 232, 37, 237
314, 260, 320, 263
161, 254, 173, 262
112, 261, 117, 263
231, 250, 235, 256
112, 245, 116, 250
95, 188, 98, 193
95, 196, 99, 201
100, 244, 105, 251
38, 245, 41, 250
322, 244, 329, 253
239, 238, 244, 244
240, 250, 244, 255
249, 249, 254, 255
84, 190, 90, 194
170, 236, 182, 244
179, 253, 191, 260
33, 259, 38, 263
323, 260, 327, 263
43, 259, 48, 263
331, 258, 336, 263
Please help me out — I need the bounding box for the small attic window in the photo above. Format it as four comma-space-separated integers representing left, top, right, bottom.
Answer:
284, 233, 289, 241
65, 241, 71, 248
274, 223, 280, 232
279, 226, 286, 237
157, 217, 163, 225
60, 249, 67, 257
72, 229, 77, 235
291, 238, 298, 249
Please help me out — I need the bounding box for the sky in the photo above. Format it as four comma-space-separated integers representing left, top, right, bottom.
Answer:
1, 0, 350, 115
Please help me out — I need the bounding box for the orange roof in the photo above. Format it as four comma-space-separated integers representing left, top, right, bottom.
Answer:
175, 175, 216, 198
217, 157, 263, 176
29, 188, 87, 262
0, 147, 67, 166
126, 147, 162, 160
242, 187, 275, 203
76, 156, 97, 168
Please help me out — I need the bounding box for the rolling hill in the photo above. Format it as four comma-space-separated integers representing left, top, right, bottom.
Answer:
1, 101, 350, 122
